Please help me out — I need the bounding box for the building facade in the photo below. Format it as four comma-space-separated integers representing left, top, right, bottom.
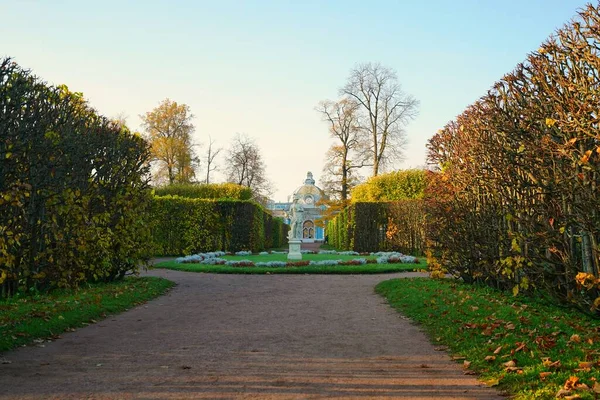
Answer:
267, 172, 328, 242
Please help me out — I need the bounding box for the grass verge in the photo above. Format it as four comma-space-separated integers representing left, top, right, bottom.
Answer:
0, 277, 175, 353
376, 278, 600, 399
156, 261, 422, 274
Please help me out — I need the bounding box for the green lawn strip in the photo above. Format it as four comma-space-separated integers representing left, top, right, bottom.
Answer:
156, 262, 422, 274
221, 253, 378, 262
376, 278, 600, 399
0, 277, 175, 353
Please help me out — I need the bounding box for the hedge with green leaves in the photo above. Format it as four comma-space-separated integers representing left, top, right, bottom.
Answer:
351, 169, 425, 202
151, 196, 288, 255
154, 183, 252, 200
0, 58, 152, 297
327, 201, 424, 255
425, 4, 600, 313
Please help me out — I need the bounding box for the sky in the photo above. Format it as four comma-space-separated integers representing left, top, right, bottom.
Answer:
1, 0, 592, 201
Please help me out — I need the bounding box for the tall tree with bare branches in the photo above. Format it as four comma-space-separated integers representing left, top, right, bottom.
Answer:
204, 135, 222, 184
341, 63, 419, 176
316, 98, 365, 202
225, 133, 271, 199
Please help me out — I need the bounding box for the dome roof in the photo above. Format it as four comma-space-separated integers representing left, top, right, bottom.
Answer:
293, 172, 327, 205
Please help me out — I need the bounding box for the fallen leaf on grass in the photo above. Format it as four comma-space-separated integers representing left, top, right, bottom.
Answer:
577, 362, 593, 370
563, 376, 579, 391
463, 360, 471, 369
540, 371, 552, 380
485, 378, 500, 387
503, 360, 517, 368
505, 367, 523, 373
593, 382, 600, 393
569, 334, 581, 343
493, 346, 503, 354
555, 388, 572, 398
485, 356, 496, 362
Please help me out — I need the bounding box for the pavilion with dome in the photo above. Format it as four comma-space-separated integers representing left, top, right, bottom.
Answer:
267, 172, 328, 242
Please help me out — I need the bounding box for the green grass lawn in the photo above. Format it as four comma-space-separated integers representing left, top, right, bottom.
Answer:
376, 278, 600, 399
155, 261, 421, 274
221, 253, 378, 262
0, 277, 174, 353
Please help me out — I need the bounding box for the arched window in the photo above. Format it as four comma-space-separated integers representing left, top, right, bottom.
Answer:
303, 220, 315, 239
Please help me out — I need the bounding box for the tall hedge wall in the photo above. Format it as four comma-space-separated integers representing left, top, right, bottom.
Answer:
0, 58, 152, 297
327, 200, 425, 255
351, 169, 425, 202
151, 196, 287, 255
425, 4, 600, 313
154, 183, 252, 200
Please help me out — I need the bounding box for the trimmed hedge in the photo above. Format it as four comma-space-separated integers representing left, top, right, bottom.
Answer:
327, 200, 424, 255
0, 58, 152, 297
154, 183, 252, 200
151, 196, 287, 255
426, 4, 600, 313
351, 169, 425, 202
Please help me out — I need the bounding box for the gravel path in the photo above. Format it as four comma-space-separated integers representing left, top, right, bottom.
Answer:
0, 268, 502, 399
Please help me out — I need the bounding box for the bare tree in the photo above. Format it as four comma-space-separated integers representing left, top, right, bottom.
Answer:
340, 63, 419, 176
225, 133, 271, 198
316, 98, 366, 201
204, 135, 222, 184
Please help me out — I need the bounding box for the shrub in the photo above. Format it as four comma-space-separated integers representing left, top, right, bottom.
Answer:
255, 261, 287, 268
0, 58, 152, 297
425, 4, 600, 313
327, 201, 425, 254
351, 169, 425, 202
154, 183, 252, 200
150, 198, 288, 255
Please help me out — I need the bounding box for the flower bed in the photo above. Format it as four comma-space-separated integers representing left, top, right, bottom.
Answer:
174, 250, 419, 267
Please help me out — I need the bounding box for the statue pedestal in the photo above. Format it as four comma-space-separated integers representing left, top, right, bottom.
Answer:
287, 239, 302, 260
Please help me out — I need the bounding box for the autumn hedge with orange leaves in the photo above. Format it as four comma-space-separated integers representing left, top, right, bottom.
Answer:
426, 3, 600, 314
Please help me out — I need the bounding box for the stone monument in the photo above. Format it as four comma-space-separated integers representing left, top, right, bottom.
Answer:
287, 195, 304, 260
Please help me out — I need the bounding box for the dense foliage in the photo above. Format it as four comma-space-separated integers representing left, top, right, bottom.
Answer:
351, 169, 425, 202
153, 182, 252, 200
0, 58, 153, 297
141, 98, 198, 185
151, 196, 287, 255
327, 201, 425, 255
426, 4, 600, 313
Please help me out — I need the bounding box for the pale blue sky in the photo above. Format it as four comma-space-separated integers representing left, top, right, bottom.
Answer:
1, 0, 591, 200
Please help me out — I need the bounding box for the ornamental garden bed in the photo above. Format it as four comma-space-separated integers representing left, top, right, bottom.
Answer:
154, 250, 425, 274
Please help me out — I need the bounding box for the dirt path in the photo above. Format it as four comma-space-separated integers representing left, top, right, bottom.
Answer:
0, 269, 502, 399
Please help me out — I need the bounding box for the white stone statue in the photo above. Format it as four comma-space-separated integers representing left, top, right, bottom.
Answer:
287, 196, 304, 240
